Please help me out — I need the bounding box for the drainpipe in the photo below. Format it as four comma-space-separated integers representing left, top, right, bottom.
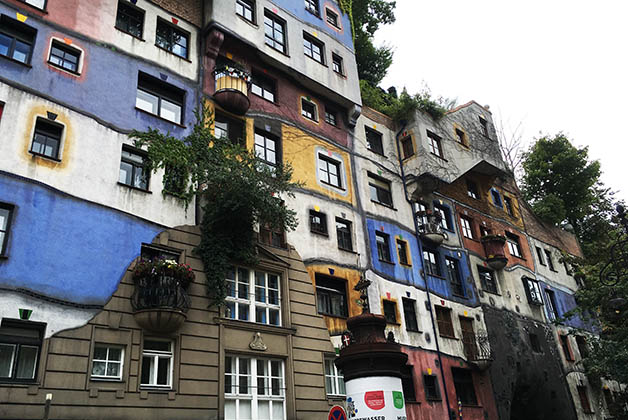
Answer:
395, 121, 453, 420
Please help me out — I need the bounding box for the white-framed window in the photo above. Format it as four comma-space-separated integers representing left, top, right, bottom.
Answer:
226, 267, 281, 326
140, 340, 173, 388
225, 356, 285, 420
324, 357, 345, 396
318, 153, 342, 188
460, 216, 474, 239
91, 344, 124, 380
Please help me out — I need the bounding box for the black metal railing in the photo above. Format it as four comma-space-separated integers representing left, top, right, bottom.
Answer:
462, 331, 493, 363
131, 275, 190, 312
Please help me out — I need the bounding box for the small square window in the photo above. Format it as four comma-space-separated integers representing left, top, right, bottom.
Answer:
251, 70, 276, 102
303, 32, 324, 64
30, 118, 63, 160
318, 154, 342, 188
254, 129, 279, 169
335, 218, 353, 251
115, 1, 144, 38
119, 145, 149, 190
0, 15, 36, 65
427, 130, 443, 158
383, 300, 397, 324
309, 209, 327, 235
397, 239, 410, 265
315, 274, 347, 317
0, 202, 15, 256
91, 345, 124, 380
332, 53, 343, 74
156, 18, 189, 59
368, 173, 393, 207
140, 340, 173, 388
236, 0, 255, 23
506, 232, 522, 258
375, 231, 392, 262
423, 249, 440, 276
491, 189, 503, 207
365, 127, 384, 155
264, 11, 286, 54
424, 375, 441, 400
324, 108, 337, 126
522, 276, 543, 305
0, 319, 44, 383
301, 98, 318, 121
326, 9, 339, 28
478, 266, 498, 294
466, 180, 479, 199
259, 224, 285, 248
304, 0, 319, 16
136, 72, 185, 124
401, 136, 414, 159
402, 298, 419, 332
479, 225, 492, 237
48, 40, 81, 74
435, 306, 455, 338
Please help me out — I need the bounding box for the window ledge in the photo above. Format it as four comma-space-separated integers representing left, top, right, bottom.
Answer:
90, 378, 125, 383
511, 255, 527, 261
327, 395, 346, 403
29, 151, 61, 162
0, 255, 7, 261
371, 200, 397, 211
482, 290, 501, 296
250, 92, 280, 107
265, 43, 290, 58
379, 259, 395, 265
400, 262, 412, 268
332, 69, 346, 78
452, 293, 468, 299
117, 182, 151, 194
134, 107, 186, 128
430, 152, 447, 162
139, 386, 174, 392
215, 317, 297, 335
338, 248, 357, 254
318, 313, 348, 320
0, 54, 33, 68
17, 1, 48, 13
305, 54, 328, 67
311, 230, 329, 237
438, 334, 458, 340
47, 61, 81, 77
425, 397, 442, 402
406, 329, 422, 333
236, 14, 258, 27
320, 180, 345, 191
154, 44, 192, 63
115, 26, 145, 41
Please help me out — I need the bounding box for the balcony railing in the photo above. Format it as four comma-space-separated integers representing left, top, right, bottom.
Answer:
213, 65, 251, 115
417, 211, 446, 245
131, 275, 191, 333
462, 331, 493, 370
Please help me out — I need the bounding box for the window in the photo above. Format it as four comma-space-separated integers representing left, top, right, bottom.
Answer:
402, 298, 419, 332
236, 0, 255, 23
324, 358, 345, 396
225, 356, 285, 420
415, 201, 429, 226
140, 243, 181, 262
460, 216, 474, 239
324, 108, 337, 126
301, 98, 318, 121
528, 333, 542, 353
504, 196, 514, 216
48, 40, 81, 73
115, 1, 144, 38
304, 0, 319, 15
433, 204, 451, 230
383, 300, 397, 324
303, 32, 324, 64
309, 210, 327, 235
559, 335, 573, 361
140, 340, 173, 388
30, 118, 63, 160
401, 364, 416, 402
332, 53, 343, 74
156, 18, 188, 58
446, 257, 464, 296
21, 0, 46, 9
368, 173, 392, 206
545, 250, 555, 271
479, 225, 491, 237
427, 130, 443, 158
545, 289, 559, 321
506, 232, 522, 258
424, 375, 441, 400
479, 116, 488, 137
315, 274, 347, 317
259, 224, 285, 248
0, 15, 36, 64
0, 203, 14, 256
466, 180, 479, 199
423, 249, 440, 276
491, 189, 502, 207
0, 102, 3, 122
264, 11, 286, 53
251, 71, 276, 102
452, 368, 477, 406
478, 266, 498, 294
318, 154, 342, 188
91, 345, 124, 380
0, 319, 43, 382
136, 72, 185, 124
435, 306, 454, 338
397, 239, 410, 265
536, 246, 546, 266
335, 218, 353, 251
577, 386, 593, 414
365, 127, 384, 155
575, 336, 588, 358
254, 129, 279, 168
215, 112, 245, 145
455, 128, 466, 145
375, 232, 392, 262
401, 136, 414, 159
326, 9, 339, 27
119, 146, 149, 190
226, 267, 281, 326
522, 277, 543, 305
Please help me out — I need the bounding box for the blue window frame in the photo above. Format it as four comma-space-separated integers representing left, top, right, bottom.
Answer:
490, 189, 502, 208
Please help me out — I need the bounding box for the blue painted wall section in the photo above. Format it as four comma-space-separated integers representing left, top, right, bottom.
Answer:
0, 172, 162, 305
423, 245, 479, 306
0, 3, 197, 135
541, 282, 596, 332
366, 218, 425, 288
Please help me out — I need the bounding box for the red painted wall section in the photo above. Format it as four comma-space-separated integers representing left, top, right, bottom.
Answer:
402, 347, 498, 420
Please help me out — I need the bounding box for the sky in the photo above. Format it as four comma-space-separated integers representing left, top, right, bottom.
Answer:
374, 0, 627, 202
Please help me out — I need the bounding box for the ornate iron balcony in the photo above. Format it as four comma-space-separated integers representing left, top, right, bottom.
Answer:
417, 211, 446, 245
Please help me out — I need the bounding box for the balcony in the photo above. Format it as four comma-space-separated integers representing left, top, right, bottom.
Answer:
131, 260, 193, 333
481, 234, 508, 270
417, 211, 446, 245
462, 331, 493, 371
213, 65, 251, 115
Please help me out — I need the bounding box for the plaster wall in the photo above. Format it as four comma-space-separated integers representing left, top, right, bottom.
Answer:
0, 84, 194, 227
530, 237, 579, 291
205, 0, 361, 106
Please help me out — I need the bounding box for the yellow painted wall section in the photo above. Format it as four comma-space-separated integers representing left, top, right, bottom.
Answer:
22, 105, 73, 170
307, 265, 362, 336
282, 125, 355, 205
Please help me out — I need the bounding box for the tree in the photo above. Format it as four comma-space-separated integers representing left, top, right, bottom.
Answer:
130, 106, 299, 306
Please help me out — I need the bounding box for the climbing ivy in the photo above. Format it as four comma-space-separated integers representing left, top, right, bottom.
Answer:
130, 106, 299, 307
338, 0, 355, 40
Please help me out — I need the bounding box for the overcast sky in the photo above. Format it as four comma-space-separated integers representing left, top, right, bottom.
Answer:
375, 0, 627, 202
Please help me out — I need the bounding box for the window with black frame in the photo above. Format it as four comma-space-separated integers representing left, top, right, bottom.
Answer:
375, 231, 392, 262
115, 1, 144, 38
254, 128, 279, 169
0, 202, 14, 256
304, 0, 319, 15
402, 298, 419, 332
215, 112, 245, 145
303, 32, 324, 63
332, 53, 343, 74
135, 72, 185, 124
522, 276, 543, 305
477, 266, 498, 294
315, 274, 347, 317
368, 173, 393, 206
397, 239, 410, 265
251, 71, 276, 102
156, 18, 189, 59
452, 368, 477, 406
446, 257, 465, 296
423, 249, 440, 276
48, 41, 81, 73
382, 300, 397, 323
235, 0, 255, 23
0, 319, 44, 382
119, 145, 149, 190
309, 209, 327, 235
335, 218, 352, 251
318, 154, 342, 188
0, 15, 36, 65
30, 118, 63, 160
264, 11, 286, 53
365, 127, 384, 155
